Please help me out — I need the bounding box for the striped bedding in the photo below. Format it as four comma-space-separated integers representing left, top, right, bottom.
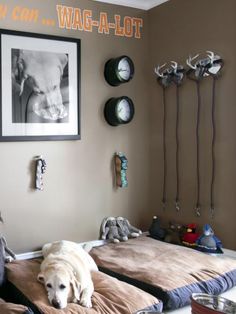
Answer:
5, 258, 162, 314
90, 236, 236, 310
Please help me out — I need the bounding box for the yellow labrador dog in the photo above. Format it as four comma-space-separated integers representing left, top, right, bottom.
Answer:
38, 240, 98, 309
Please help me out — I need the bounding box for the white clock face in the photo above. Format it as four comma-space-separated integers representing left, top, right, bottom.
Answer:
118, 58, 131, 80
117, 99, 131, 122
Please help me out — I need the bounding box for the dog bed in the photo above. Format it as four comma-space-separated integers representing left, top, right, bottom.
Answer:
4, 258, 162, 314
89, 236, 236, 311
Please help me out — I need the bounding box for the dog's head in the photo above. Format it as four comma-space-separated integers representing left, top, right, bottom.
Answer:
37, 265, 80, 309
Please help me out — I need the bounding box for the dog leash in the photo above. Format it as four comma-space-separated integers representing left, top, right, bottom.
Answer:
175, 85, 180, 212
162, 87, 167, 210
195, 81, 201, 217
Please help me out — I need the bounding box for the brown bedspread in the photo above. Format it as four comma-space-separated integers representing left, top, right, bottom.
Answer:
90, 236, 236, 309
5, 258, 161, 314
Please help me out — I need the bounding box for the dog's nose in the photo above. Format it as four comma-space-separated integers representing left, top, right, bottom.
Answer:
52, 299, 61, 309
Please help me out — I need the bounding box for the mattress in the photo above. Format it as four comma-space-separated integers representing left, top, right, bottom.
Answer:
5, 258, 162, 314
90, 236, 236, 310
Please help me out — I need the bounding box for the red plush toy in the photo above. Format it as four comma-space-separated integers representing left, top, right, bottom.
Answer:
182, 223, 200, 246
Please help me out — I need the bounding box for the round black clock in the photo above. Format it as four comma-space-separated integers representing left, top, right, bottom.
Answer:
104, 56, 135, 86
104, 96, 135, 126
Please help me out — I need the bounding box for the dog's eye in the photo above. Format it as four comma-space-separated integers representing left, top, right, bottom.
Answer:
59, 284, 66, 290
53, 85, 58, 91
46, 283, 52, 289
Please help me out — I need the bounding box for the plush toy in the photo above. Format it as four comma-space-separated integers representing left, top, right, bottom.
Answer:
35, 155, 47, 191
115, 153, 128, 188
164, 221, 184, 245
116, 217, 142, 239
182, 223, 200, 246
100, 217, 121, 243
148, 216, 166, 241
118, 229, 128, 242
196, 224, 222, 253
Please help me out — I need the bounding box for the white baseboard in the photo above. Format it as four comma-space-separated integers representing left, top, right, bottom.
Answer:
15, 239, 107, 261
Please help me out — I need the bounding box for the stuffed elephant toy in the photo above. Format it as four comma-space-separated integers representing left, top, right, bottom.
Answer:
100, 217, 121, 243
100, 216, 142, 242
116, 217, 142, 239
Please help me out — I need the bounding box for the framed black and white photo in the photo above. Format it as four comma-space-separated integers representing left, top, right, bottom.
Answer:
0, 29, 80, 141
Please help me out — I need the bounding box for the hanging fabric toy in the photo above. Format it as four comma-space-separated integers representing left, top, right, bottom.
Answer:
171, 61, 185, 212
35, 155, 47, 190
114, 152, 128, 188
154, 63, 173, 210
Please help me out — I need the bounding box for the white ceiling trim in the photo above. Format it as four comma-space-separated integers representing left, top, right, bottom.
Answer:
93, 0, 169, 10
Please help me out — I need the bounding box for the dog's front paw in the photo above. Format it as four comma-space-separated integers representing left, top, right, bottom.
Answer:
80, 297, 92, 308
72, 297, 79, 304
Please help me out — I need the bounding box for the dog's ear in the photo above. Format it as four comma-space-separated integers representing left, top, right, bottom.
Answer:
58, 54, 68, 76
12, 50, 28, 96
37, 273, 45, 283
70, 275, 81, 302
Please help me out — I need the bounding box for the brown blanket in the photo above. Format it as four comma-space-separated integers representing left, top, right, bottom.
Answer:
90, 236, 236, 309
5, 259, 161, 314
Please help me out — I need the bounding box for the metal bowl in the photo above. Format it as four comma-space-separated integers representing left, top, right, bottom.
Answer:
135, 310, 161, 314
135, 312, 161, 314
191, 293, 236, 314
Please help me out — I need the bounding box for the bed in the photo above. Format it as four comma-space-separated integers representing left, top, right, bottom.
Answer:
89, 236, 236, 311
4, 258, 163, 314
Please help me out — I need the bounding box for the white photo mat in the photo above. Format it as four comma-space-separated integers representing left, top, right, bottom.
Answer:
0, 29, 80, 141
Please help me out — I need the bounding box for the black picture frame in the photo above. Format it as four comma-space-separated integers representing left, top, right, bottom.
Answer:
0, 29, 81, 141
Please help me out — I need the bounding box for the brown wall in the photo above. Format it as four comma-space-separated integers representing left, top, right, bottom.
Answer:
149, 0, 236, 249
0, 0, 150, 253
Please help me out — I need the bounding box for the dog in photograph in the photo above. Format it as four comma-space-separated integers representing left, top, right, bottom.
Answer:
37, 240, 98, 309
12, 49, 68, 122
